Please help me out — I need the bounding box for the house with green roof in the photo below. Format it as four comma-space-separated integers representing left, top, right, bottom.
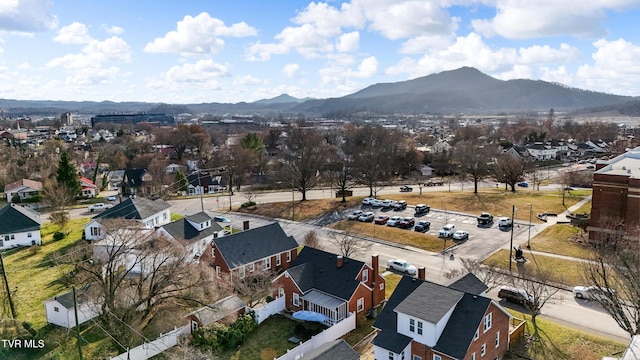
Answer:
0, 203, 42, 249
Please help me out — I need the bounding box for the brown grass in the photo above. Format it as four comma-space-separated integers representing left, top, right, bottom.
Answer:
237, 197, 363, 221
523, 224, 592, 259
330, 220, 451, 253
483, 249, 585, 286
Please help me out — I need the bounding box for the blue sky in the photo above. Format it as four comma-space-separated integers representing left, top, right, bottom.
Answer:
1, 0, 640, 104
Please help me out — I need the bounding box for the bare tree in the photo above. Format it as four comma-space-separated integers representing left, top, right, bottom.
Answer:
326, 160, 356, 203
303, 230, 322, 249
510, 267, 560, 337
234, 271, 275, 308
330, 230, 372, 258
453, 141, 492, 194
70, 219, 223, 346
582, 219, 640, 337
459, 258, 506, 292
492, 154, 526, 192
42, 180, 75, 233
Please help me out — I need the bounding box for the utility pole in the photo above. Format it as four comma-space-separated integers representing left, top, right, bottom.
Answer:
72, 286, 83, 360
0, 252, 15, 319
527, 203, 533, 249
509, 205, 515, 273
196, 171, 204, 213
291, 173, 295, 221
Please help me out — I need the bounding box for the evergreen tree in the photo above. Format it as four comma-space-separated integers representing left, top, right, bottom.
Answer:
175, 171, 189, 193
56, 151, 81, 196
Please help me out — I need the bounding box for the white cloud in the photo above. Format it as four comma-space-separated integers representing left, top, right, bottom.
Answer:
233, 75, 262, 86
574, 38, 640, 95
0, 0, 58, 32
16, 62, 30, 70
283, 63, 300, 78
346, 56, 379, 78
54, 22, 91, 44
163, 59, 229, 83
66, 66, 120, 86
471, 0, 640, 39
102, 24, 124, 35
518, 43, 580, 64
144, 12, 257, 55
336, 31, 359, 52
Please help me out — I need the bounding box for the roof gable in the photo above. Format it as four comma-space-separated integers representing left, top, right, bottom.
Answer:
213, 222, 298, 268
0, 204, 41, 234
447, 273, 488, 295
161, 217, 222, 242
93, 197, 170, 221
287, 247, 367, 301
394, 281, 463, 324
4, 179, 43, 192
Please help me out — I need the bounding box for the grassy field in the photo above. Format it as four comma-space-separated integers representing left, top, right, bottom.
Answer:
483, 249, 585, 286
522, 224, 592, 259
237, 196, 363, 222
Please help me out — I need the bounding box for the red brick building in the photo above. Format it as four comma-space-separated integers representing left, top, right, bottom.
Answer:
272, 247, 385, 326
589, 146, 640, 244
203, 222, 299, 281
372, 275, 511, 360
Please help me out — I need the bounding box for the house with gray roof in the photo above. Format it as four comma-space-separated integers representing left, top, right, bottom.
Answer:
83, 197, 171, 240
0, 204, 42, 249
298, 339, 359, 360
44, 287, 101, 328
157, 211, 225, 261
272, 247, 386, 326
4, 179, 43, 203
372, 275, 512, 360
204, 222, 299, 282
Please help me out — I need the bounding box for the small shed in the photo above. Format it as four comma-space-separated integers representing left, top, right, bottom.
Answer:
44, 288, 101, 328
184, 295, 246, 332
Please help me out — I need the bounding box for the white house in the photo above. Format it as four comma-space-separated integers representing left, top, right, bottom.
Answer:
79, 177, 97, 198
526, 143, 557, 160
156, 211, 225, 261
44, 288, 101, 328
84, 197, 171, 240
103, 170, 125, 191
0, 204, 42, 249
4, 179, 43, 203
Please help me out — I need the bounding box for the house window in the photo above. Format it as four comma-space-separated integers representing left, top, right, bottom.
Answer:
412, 356, 422, 360
409, 318, 415, 332
54, 307, 59, 312
286, 250, 291, 262
481, 343, 486, 356
388, 352, 394, 360
433, 355, 442, 360
380, 283, 384, 290
216, 266, 221, 279
362, 269, 368, 282
10, 235, 14, 240
4, 235, 8, 241
90, 227, 101, 237
211, 247, 215, 257
276, 254, 281, 266
401, 351, 405, 360
357, 297, 364, 312
249, 263, 255, 272
417, 321, 423, 335
293, 293, 300, 306
239, 266, 245, 279
27, 233, 32, 238
264, 257, 271, 270
484, 312, 492, 332
163, 212, 168, 221
278, 287, 284, 298
201, 224, 204, 229
495, 331, 500, 348
214, 233, 218, 239
474, 329, 479, 340
471, 353, 476, 360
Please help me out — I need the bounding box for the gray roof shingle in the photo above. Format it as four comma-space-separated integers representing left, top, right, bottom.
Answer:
161, 217, 222, 243
447, 273, 489, 295
214, 222, 298, 269
299, 339, 359, 360
0, 204, 41, 234
93, 197, 170, 221
394, 281, 463, 324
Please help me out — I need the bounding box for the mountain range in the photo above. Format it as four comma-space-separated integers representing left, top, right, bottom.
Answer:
1, 67, 637, 117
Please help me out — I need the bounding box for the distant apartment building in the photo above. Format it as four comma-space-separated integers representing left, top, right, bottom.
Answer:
91, 113, 175, 127
61, 112, 73, 126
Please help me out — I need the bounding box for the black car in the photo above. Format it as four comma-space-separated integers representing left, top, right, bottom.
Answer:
414, 220, 430, 232
477, 212, 494, 225
414, 204, 430, 215
498, 286, 533, 307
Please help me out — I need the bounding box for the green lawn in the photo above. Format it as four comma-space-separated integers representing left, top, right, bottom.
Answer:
522, 224, 592, 259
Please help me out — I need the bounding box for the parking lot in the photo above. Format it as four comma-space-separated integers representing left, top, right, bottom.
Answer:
352, 200, 531, 260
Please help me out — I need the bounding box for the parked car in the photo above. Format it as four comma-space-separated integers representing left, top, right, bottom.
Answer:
213, 216, 231, 223
374, 215, 390, 225
106, 195, 117, 201
573, 286, 616, 303
452, 230, 469, 241
387, 259, 417, 275
498, 217, 513, 228
398, 217, 415, 229
370, 199, 383, 207
387, 216, 403, 227
498, 286, 534, 307
477, 212, 494, 225
438, 224, 456, 238
517, 181, 529, 187
362, 198, 374, 205
394, 200, 407, 210
347, 210, 364, 220
414, 204, 430, 215
414, 220, 431, 232
399, 185, 413, 192
358, 211, 375, 222
586, 165, 595, 170
88, 203, 113, 212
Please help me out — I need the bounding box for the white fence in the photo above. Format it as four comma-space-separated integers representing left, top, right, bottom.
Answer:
254, 296, 286, 324
275, 312, 356, 360
109, 324, 190, 360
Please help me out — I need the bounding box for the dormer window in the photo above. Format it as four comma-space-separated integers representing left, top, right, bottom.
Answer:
362, 269, 369, 282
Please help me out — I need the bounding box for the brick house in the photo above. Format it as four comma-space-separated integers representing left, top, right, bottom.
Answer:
372, 274, 511, 360
156, 211, 226, 262
589, 146, 640, 244
272, 247, 385, 326
204, 222, 299, 281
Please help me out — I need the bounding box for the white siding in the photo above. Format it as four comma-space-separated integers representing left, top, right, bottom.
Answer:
396, 306, 456, 347
373, 342, 412, 360
84, 220, 104, 241
0, 230, 41, 249
44, 299, 101, 329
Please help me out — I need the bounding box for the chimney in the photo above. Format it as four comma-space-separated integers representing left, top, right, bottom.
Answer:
337, 255, 343, 268
371, 254, 379, 282
371, 254, 380, 308
243, 220, 250, 231
418, 267, 426, 281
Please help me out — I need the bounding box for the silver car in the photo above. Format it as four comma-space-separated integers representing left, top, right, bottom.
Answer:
387, 259, 417, 275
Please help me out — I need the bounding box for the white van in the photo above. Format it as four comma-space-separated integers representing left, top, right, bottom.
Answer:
438, 224, 456, 238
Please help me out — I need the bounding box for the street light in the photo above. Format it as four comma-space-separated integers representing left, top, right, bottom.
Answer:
527, 203, 533, 249
441, 198, 447, 223
509, 205, 516, 273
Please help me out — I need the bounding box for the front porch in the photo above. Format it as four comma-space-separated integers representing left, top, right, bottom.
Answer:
301, 290, 348, 326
